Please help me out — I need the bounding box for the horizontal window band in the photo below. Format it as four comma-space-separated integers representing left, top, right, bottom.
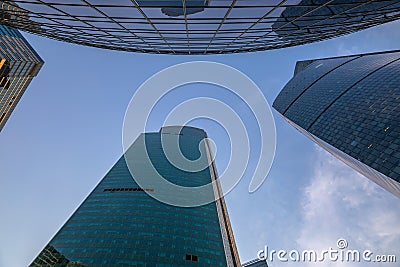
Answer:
103, 188, 154, 192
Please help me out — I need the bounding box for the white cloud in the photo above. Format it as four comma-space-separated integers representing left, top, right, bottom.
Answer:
295, 146, 400, 267
336, 42, 362, 57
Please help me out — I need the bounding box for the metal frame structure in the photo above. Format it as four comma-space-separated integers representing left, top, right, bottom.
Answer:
1, 0, 400, 54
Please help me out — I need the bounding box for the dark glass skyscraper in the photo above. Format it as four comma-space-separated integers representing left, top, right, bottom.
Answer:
0, 24, 43, 132
31, 126, 241, 266
273, 50, 400, 198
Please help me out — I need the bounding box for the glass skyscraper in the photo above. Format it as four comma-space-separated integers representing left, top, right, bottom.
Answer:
1, 0, 399, 54
0, 24, 43, 132
30, 126, 241, 266
273, 50, 400, 198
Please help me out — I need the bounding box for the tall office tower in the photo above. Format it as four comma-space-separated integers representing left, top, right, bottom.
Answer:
273, 50, 400, 198
31, 126, 241, 266
0, 24, 43, 132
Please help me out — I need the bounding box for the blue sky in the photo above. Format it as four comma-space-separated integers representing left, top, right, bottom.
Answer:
0, 20, 400, 266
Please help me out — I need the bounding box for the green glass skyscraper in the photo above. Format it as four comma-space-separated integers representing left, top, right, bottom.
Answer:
30, 126, 241, 266
0, 24, 43, 132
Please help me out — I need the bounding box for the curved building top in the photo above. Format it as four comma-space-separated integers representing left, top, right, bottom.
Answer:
273, 49, 400, 198
160, 125, 207, 137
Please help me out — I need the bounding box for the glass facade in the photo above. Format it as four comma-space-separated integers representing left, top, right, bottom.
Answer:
1, 1, 399, 54
0, 24, 43, 131
242, 259, 268, 267
30, 126, 241, 266
272, 0, 400, 42
273, 50, 400, 198
136, 1, 209, 17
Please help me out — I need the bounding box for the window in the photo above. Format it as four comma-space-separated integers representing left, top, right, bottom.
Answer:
185, 254, 198, 262
0, 113, 5, 122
